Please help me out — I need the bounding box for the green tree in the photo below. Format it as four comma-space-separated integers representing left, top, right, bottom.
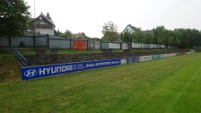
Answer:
83, 36, 90, 40
101, 21, 118, 41
143, 32, 153, 44
59, 29, 73, 38
174, 29, 190, 48
101, 32, 119, 42
193, 30, 201, 47
185, 29, 201, 48
54, 29, 62, 36
0, 0, 30, 46
153, 26, 165, 44
101, 21, 118, 34
133, 28, 144, 43
153, 26, 174, 48
120, 30, 133, 42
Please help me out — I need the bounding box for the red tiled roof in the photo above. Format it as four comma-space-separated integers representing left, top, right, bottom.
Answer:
73, 32, 86, 37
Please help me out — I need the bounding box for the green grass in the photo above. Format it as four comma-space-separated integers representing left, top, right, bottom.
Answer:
0, 53, 201, 113
18, 50, 36, 55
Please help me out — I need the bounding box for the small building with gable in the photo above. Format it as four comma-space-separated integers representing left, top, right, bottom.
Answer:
27, 12, 55, 35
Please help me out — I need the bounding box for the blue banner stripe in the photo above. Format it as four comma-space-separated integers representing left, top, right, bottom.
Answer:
21, 58, 122, 80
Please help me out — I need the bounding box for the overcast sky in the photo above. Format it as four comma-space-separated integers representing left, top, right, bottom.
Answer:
24, 0, 201, 38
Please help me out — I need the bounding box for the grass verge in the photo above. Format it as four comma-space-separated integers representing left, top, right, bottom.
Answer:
0, 53, 201, 113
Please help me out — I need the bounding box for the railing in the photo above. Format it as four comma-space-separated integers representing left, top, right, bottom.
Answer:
10, 46, 27, 67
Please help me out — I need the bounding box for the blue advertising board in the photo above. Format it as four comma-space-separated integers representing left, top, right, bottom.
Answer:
21, 58, 122, 80
139, 56, 152, 62
152, 55, 161, 59
127, 57, 139, 64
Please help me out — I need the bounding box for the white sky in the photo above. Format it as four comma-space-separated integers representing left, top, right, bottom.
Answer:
24, 0, 201, 38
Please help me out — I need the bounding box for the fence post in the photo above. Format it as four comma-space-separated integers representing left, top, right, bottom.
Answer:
47, 34, 49, 49
100, 41, 102, 50
120, 42, 122, 50
8, 36, 11, 47
86, 40, 89, 50
70, 38, 72, 50
33, 35, 36, 50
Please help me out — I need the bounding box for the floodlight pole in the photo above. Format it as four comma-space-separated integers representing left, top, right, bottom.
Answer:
34, 0, 36, 34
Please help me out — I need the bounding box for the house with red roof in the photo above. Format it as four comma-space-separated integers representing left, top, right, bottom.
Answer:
72, 32, 86, 38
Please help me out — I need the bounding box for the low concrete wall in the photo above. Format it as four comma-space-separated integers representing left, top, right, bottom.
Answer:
24, 50, 190, 66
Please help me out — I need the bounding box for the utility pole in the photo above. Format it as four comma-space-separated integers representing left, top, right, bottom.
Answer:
34, 0, 36, 34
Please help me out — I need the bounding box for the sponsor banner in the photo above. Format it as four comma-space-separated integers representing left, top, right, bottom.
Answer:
161, 53, 177, 58
21, 59, 122, 80
132, 43, 138, 48
73, 40, 86, 50
109, 43, 120, 49
161, 54, 169, 58
190, 49, 195, 53
89, 41, 100, 50
89, 42, 95, 49
94, 41, 100, 49
127, 57, 139, 63
152, 55, 161, 59
176, 53, 180, 56
120, 59, 127, 64
171, 53, 177, 57
186, 52, 192, 54
139, 55, 152, 62
122, 43, 129, 50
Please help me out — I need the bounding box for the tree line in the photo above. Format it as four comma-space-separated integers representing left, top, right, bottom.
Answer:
54, 29, 90, 40
121, 26, 201, 48
100, 21, 201, 49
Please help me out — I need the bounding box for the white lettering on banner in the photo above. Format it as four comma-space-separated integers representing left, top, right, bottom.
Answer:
76, 64, 85, 69
39, 68, 46, 75
39, 65, 73, 76
57, 66, 61, 73
112, 61, 119, 64
96, 61, 111, 66
86, 63, 96, 68
46, 68, 51, 74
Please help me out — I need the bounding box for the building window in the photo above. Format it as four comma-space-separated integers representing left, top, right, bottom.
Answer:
40, 21, 45, 24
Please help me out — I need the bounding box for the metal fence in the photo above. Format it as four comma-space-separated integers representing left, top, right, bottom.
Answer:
0, 35, 167, 49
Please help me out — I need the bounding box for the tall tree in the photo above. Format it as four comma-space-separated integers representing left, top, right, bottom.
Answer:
193, 30, 201, 47
101, 21, 118, 41
153, 26, 174, 48
174, 29, 190, 48
101, 21, 118, 34
143, 32, 153, 44
0, 0, 30, 46
120, 30, 133, 42
185, 29, 201, 48
54, 29, 62, 36
101, 32, 119, 42
133, 28, 144, 43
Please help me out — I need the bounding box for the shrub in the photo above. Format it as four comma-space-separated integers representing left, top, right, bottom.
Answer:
19, 41, 25, 47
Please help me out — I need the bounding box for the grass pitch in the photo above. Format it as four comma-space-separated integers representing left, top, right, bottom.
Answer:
0, 53, 201, 113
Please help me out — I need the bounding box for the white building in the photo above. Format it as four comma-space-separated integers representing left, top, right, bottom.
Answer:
27, 12, 55, 35
121, 24, 138, 34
